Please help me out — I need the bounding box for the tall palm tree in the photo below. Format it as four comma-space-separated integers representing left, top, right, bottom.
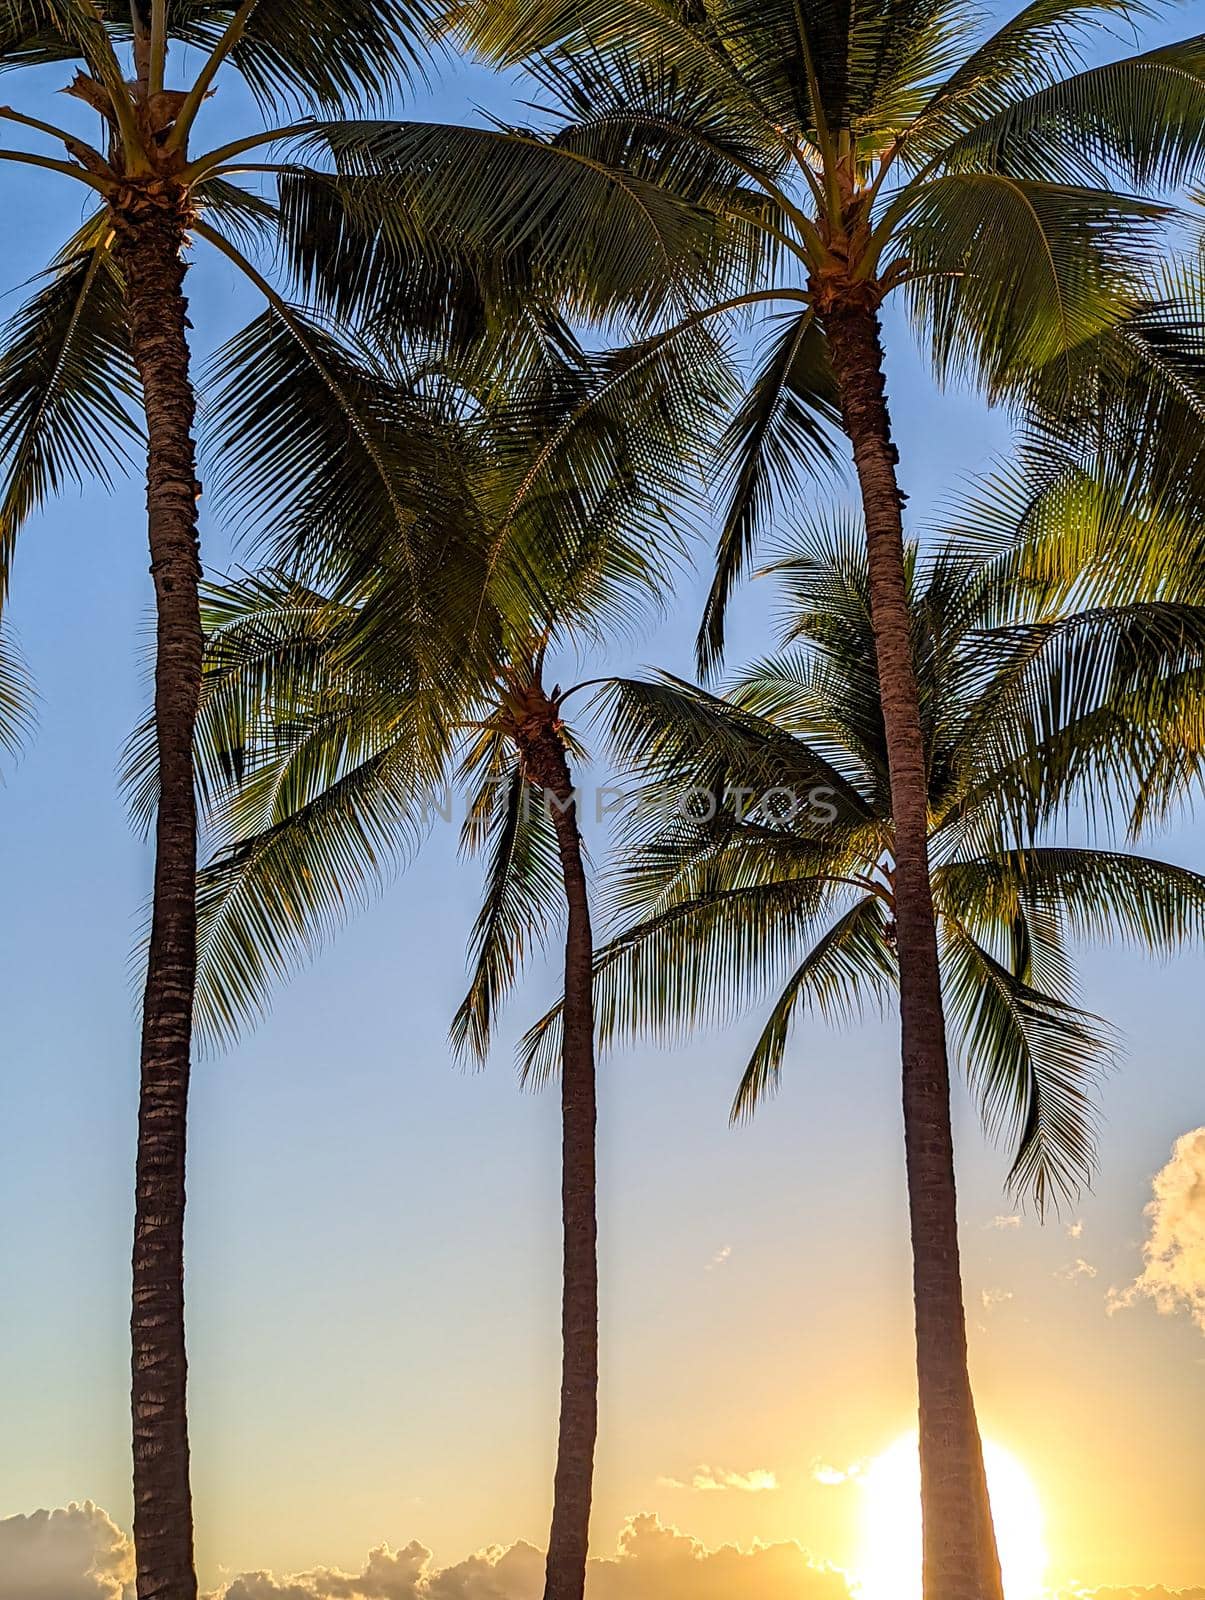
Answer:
0, 10, 722, 1596
515, 526, 1205, 1600
441, 5, 1205, 1587
167, 328, 722, 1600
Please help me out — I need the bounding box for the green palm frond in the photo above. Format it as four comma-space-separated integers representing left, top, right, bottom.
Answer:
194, 174, 279, 252
731, 893, 896, 1121
931, 37, 1205, 190
699, 309, 843, 673
300, 118, 731, 328
167, 0, 439, 113
902, 0, 1156, 158
201, 308, 489, 621
941, 916, 1109, 1212
948, 601, 1205, 842
598, 671, 876, 825
194, 742, 436, 1048
519, 871, 855, 1087
896, 176, 1165, 397
0, 225, 139, 600
481, 321, 732, 642
451, 755, 565, 1061
180, 565, 467, 1046
987, 848, 1205, 951
0, 617, 34, 758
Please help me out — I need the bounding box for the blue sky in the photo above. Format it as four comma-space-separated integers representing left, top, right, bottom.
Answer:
0, 13, 1203, 1596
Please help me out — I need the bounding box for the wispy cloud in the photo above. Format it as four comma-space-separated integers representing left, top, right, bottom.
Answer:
1109, 1126, 1205, 1334
1067, 1220, 1085, 1240
1056, 1259, 1099, 1282
981, 1287, 1013, 1309
658, 1466, 778, 1494
705, 1246, 732, 1272
811, 1461, 864, 1487
987, 1215, 1022, 1231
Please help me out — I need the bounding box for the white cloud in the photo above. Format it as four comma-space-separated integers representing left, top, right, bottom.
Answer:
657, 1466, 778, 1494
1067, 1220, 1085, 1239
1109, 1127, 1205, 1334
811, 1461, 863, 1488
1056, 1259, 1099, 1282
0, 1504, 133, 1600
988, 1215, 1022, 1231
981, 1287, 1013, 1309
704, 1247, 731, 1272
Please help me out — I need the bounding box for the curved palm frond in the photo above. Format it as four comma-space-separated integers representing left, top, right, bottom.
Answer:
0, 224, 139, 600
731, 893, 896, 1121
451, 752, 565, 1061
929, 37, 1205, 190
895, 175, 1165, 398
698, 308, 843, 673
296, 117, 734, 329
941, 916, 1109, 1212
0, 617, 34, 758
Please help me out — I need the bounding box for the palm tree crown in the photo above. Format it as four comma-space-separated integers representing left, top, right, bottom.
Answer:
520, 518, 1205, 1212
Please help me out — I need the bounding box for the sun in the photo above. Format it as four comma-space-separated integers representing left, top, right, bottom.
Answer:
856, 1433, 1047, 1600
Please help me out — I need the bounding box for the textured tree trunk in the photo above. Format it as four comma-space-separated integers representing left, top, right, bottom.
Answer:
518, 708, 599, 1600
112, 193, 203, 1600
823, 301, 1004, 1600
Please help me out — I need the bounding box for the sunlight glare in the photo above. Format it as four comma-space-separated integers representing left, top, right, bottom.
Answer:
856, 1433, 1047, 1600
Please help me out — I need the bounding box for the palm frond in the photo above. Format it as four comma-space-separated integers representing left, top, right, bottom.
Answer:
299, 118, 728, 329
451, 756, 565, 1061
731, 893, 896, 1120
896, 176, 1165, 399
698, 309, 843, 673
931, 37, 1205, 191
941, 915, 1109, 1213
0, 617, 34, 758
0, 227, 139, 600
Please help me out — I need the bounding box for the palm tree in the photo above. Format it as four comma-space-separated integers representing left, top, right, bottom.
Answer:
515, 522, 1205, 1600
0, 10, 723, 1597
441, 5, 1205, 1587
171, 328, 721, 1600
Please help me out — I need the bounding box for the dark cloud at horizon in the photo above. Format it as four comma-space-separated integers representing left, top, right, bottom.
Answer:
3, 1503, 1203, 1600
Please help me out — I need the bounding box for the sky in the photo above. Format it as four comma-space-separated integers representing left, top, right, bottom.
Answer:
0, 10, 1203, 1600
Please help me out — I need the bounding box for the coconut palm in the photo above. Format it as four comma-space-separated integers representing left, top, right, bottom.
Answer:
440, 4, 1205, 1586
0, 9, 729, 1596
169, 325, 722, 1600
513, 524, 1205, 1600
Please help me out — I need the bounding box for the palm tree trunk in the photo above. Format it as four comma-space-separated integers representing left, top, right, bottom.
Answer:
822, 300, 1004, 1600
519, 712, 599, 1600
112, 192, 203, 1600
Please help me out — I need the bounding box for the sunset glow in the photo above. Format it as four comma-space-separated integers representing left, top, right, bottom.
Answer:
857, 1434, 1047, 1600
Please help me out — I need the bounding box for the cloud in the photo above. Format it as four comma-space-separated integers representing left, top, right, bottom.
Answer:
704, 1247, 731, 1272
811, 1461, 863, 1487
988, 1215, 1022, 1231
1109, 1127, 1205, 1333
0, 1508, 850, 1600
657, 1466, 778, 1494
1068, 1220, 1085, 1239
1056, 1588, 1205, 1600
981, 1287, 1013, 1309
1056, 1258, 1099, 1282
0, 1504, 134, 1600
210, 1517, 843, 1600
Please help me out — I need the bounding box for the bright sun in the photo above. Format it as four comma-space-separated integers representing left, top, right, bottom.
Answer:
857, 1433, 1047, 1600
